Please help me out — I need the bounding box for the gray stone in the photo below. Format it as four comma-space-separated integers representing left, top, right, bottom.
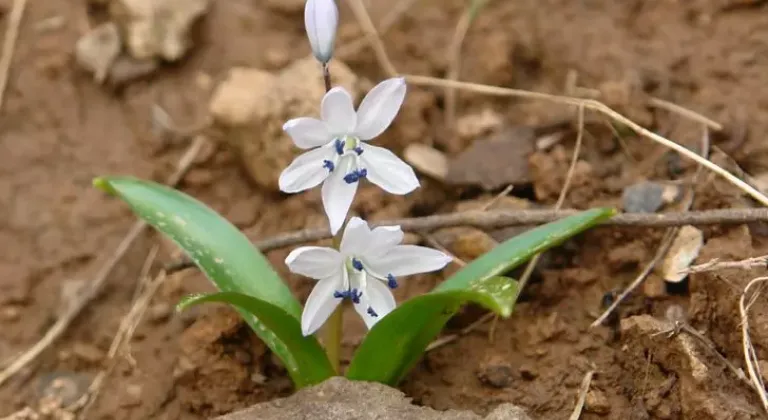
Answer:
214, 377, 531, 420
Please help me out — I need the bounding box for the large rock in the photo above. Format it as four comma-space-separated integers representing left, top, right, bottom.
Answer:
208, 58, 361, 191
214, 377, 531, 420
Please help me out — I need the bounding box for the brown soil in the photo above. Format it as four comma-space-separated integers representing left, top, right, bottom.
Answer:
2, 0, 768, 419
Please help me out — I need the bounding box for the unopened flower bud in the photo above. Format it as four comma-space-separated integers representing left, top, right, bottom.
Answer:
304, 0, 339, 64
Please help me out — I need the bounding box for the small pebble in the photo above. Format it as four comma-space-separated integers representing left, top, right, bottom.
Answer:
72, 342, 104, 364
519, 364, 538, 380
478, 357, 514, 388
622, 182, 666, 213
148, 302, 172, 324
0, 306, 21, 322
585, 389, 611, 415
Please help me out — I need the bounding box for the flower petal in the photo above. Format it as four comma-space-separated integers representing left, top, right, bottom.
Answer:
304, 0, 338, 63
360, 144, 420, 194
285, 246, 342, 279
283, 117, 331, 149
366, 225, 403, 256
278, 146, 336, 193
365, 245, 452, 277
353, 277, 396, 329
354, 77, 406, 140
322, 157, 359, 235
301, 274, 344, 336
321, 87, 357, 136
340, 217, 372, 255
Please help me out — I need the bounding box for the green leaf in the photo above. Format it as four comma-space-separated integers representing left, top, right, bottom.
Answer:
94, 176, 334, 387
178, 292, 334, 385
435, 207, 616, 292
347, 208, 615, 385
347, 276, 518, 384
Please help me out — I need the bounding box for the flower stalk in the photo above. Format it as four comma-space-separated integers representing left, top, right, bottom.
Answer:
323, 223, 345, 374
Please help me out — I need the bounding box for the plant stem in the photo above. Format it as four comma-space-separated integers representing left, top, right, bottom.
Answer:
322, 224, 345, 374
323, 62, 332, 92
317, 60, 343, 374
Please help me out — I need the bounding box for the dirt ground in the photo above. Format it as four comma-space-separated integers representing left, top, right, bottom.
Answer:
2, 0, 768, 419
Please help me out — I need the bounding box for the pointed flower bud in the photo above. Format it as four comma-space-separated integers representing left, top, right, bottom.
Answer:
304, 0, 339, 64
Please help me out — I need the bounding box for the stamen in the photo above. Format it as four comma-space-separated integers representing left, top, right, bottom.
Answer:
354, 146, 364, 155
386, 274, 398, 289
334, 138, 344, 155
367, 307, 378, 317
350, 288, 362, 304
333, 290, 346, 299
351, 258, 363, 271
322, 159, 335, 172
343, 168, 368, 184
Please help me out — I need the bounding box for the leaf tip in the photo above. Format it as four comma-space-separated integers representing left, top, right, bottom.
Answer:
93, 177, 118, 196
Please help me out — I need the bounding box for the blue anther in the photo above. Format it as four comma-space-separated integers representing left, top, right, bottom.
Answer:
351, 258, 363, 271
354, 146, 364, 155
367, 307, 379, 317
334, 139, 345, 155
333, 290, 346, 299
386, 274, 398, 289
350, 288, 362, 304
322, 159, 335, 172
343, 168, 368, 184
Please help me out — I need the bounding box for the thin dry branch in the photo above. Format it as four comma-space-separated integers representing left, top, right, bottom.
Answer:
165, 207, 768, 273
684, 255, 768, 274
0, 136, 207, 387
739, 276, 768, 415
0, 0, 29, 113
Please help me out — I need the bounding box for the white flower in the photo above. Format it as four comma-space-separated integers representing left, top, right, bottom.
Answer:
304, 0, 339, 63
279, 77, 420, 234
286, 217, 452, 336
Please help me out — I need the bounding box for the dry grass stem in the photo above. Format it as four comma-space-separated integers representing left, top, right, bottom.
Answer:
739, 276, 768, 414
568, 370, 595, 420
0, 0, 29, 113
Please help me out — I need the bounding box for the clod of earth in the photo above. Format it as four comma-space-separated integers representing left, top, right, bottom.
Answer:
110, 0, 210, 61
214, 377, 532, 420
620, 315, 761, 419
445, 126, 537, 191
208, 58, 362, 191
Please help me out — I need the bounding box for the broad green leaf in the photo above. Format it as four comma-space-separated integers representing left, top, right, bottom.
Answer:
178, 292, 334, 385
94, 176, 334, 387
347, 208, 615, 385
435, 207, 616, 292
347, 276, 518, 384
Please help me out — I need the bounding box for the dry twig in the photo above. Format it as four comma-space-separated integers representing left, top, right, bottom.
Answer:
0, 136, 207, 387
166, 207, 768, 273
684, 255, 768, 274
0, 0, 29, 113
739, 276, 768, 414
